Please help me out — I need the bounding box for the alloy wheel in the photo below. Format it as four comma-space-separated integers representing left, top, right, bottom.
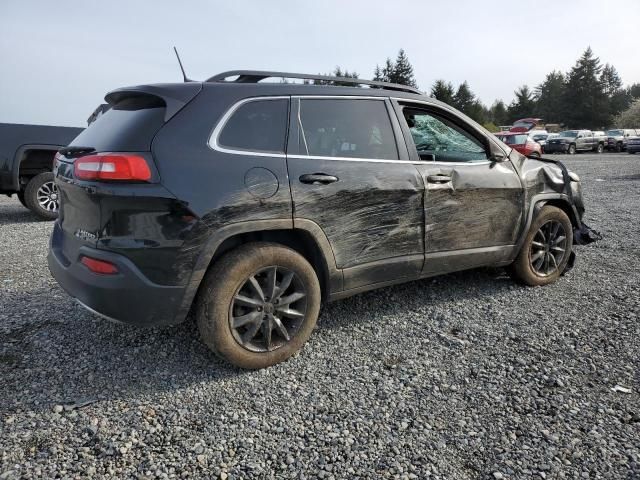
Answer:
529, 220, 567, 276
229, 266, 307, 352
36, 181, 59, 212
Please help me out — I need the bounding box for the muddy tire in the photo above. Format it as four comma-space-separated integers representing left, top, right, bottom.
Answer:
509, 206, 573, 287
24, 172, 59, 220
196, 242, 321, 369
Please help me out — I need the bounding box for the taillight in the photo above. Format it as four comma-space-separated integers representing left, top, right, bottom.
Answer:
81, 256, 119, 275
74, 153, 151, 181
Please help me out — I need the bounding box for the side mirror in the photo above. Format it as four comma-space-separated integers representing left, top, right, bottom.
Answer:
490, 151, 507, 162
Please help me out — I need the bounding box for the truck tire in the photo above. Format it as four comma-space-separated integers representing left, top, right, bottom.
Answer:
197, 242, 321, 369
509, 206, 573, 287
596, 143, 604, 153
615, 143, 622, 153
24, 172, 59, 220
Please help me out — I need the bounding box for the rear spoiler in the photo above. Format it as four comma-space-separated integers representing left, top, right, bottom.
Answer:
104, 83, 203, 122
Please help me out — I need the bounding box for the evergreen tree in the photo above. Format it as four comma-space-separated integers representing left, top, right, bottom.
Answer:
381, 58, 394, 83
628, 83, 640, 99
601, 63, 631, 121
534, 71, 566, 123
452, 81, 475, 113
389, 49, 417, 87
562, 47, 608, 128
373, 65, 383, 82
430, 80, 455, 105
507, 85, 536, 122
489, 100, 508, 126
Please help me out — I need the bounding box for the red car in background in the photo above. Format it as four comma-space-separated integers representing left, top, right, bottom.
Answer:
510, 118, 544, 133
495, 132, 542, 157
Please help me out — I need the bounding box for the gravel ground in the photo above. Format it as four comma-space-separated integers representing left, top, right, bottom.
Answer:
1, 153, 638, 479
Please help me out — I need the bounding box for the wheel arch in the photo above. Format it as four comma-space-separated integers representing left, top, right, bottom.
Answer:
175, 219, 342, 324
512, 193, 580, 260
13, 144, 62, 191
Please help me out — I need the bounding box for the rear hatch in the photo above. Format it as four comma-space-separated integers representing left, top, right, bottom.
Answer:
53, 84, 201, 266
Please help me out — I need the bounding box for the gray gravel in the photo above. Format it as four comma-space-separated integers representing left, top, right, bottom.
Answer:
1, 153, 639, 479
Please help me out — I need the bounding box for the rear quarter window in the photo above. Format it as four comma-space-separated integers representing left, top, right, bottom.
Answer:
216, 98, 289, 154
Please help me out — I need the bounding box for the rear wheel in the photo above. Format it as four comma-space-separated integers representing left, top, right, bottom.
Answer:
24, 172, 59, 220
197, 242, 321, 369
568, 144, 576, 155
509, 206, 573, 286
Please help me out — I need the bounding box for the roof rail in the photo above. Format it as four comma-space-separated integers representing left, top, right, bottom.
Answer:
206, 70, 422, 95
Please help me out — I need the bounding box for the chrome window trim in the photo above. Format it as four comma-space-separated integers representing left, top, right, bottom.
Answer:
294, 95, 387, 100
287, 154, 417, 164
208, 96, 289, 158
209, 94, 489, 165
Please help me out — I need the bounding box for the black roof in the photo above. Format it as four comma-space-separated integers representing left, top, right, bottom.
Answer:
206, 70, 422, 95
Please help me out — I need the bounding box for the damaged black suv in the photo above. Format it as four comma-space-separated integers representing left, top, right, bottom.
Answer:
48, 71, 594, 369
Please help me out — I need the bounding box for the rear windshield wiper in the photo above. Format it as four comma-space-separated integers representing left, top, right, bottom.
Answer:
58, 146, 96, 158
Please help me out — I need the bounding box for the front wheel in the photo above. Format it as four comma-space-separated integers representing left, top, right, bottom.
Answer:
24, 172, 59, 220
197, 242, 321, 369
509, 206, 573, 286
596, 143, 604, 153
615, 143, 622, 153
568, 144, 576, 155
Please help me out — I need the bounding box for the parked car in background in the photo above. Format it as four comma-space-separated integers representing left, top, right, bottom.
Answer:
545, 130, 605, 154
606, 129, 640, 152
530, 131, 550, 152
48, 69, 591, 369
495, 132, 542, 157
0, 123, 83, 219
626, 135, 640, 154
510, 118, 544, 133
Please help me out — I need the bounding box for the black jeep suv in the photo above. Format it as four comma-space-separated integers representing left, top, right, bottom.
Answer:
48, 71, 590, 369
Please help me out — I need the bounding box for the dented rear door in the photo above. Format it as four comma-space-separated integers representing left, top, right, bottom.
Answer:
287, 97, 424, 290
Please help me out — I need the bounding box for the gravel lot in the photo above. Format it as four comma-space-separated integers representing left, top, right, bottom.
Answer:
1, 153, 638, 479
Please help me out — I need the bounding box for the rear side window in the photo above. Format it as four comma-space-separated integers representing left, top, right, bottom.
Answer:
217, 99, 289, 154
70, 94, 166, 152
298, 99, 398, 160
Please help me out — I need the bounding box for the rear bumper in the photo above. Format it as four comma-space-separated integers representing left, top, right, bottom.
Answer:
545, 143, 570, 153
48, 222, 186, 327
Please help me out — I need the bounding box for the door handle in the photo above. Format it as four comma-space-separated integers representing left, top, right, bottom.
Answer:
426, 174, 451, 184
299, 173, 339, 185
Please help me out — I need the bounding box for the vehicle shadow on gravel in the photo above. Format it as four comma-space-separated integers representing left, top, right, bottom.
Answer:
0, 267, 518, 413
0, 201, 46, 224
318, 266, 517, 329
0, 288, 245, 413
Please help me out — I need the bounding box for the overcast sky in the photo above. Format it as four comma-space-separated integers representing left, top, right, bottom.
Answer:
2, 0, 639, 127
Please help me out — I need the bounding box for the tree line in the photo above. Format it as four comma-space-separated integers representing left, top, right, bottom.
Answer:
327, 47, 640, 130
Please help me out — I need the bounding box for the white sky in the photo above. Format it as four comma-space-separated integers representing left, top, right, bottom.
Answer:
2, 0, 639, 127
